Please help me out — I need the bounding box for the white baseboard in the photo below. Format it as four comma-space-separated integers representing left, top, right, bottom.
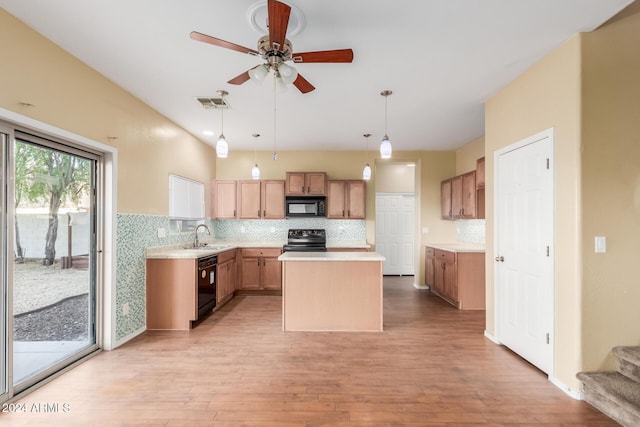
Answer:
549, 376, 584, 400
413, 283, 429, 290
484, 330, 500, 344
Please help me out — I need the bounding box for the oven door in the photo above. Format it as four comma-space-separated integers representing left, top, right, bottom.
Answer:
197, 256, 217, 319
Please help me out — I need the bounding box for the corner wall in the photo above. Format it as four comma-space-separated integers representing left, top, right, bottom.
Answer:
580, 4, 640, 370
485, 35, 583, 390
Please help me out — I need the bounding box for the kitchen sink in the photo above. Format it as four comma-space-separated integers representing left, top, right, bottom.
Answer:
189, 244, 230, 250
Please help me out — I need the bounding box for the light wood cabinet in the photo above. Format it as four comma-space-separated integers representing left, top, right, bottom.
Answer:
216, 249, 236, 304
441, 171, 477, 220
214, 179, 285, 220
476, 157, 485, 189
327, 180, 366, 219
238, 248, 282, 291
285, 172, 326, 196
237, 180, 285, 219
476, 157, 485, 219
146, 258, 197, 330
211, 180, 237, 219
425, 246, 485, 310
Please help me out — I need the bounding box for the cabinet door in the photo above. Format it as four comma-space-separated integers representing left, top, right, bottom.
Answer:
240, 258, 261, 290
211, 180, 237, 219
305, 172, 326, 195
476, 157, 485, 189
262, 257, 282, 290
451, 175, 463, 218
425, 247, 435, 288
442, 260, 458, 303
327, 181, 346, 218
433, 260, 445, 295
262, 180, 285, 219
285, 172, 306, 196
346, 180, 366, 219
217, 261, 229, 303
441, 179, 452, 219
460, 171, 476, 219
237, 180, 262, 219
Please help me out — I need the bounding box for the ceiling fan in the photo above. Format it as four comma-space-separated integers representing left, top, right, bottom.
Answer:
190, 0, 354, 94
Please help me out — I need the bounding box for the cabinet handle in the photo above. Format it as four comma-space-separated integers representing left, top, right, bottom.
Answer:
233, 209, 237, 217
348, 210, 351, 217
258, 210, 261, 217
263, 210, 266, 217
307, 186, 310, 193
449, 209, 452, 217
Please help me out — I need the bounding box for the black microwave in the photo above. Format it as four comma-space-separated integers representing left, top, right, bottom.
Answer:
285, 196, 326, 218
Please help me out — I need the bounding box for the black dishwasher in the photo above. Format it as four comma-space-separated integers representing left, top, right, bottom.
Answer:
197, 255, 217, 320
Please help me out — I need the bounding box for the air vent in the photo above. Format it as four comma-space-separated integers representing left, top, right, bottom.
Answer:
196, 97, 231, 109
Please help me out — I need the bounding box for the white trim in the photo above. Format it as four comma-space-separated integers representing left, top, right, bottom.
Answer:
0, 107, 118, 351
484, 330, 500, 344
413, 283, 429, 290
114, 326, 146, 348
549, 376, 584, 400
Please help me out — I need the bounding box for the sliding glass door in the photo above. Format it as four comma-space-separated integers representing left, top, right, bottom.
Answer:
11, 131, 99, 393
0, 130, 8, 402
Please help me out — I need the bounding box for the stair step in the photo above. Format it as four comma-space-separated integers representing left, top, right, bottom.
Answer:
614, 346, 640, 383
577, 371, 640, 427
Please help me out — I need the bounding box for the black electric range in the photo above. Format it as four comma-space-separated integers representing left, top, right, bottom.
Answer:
282, 229, 327, 252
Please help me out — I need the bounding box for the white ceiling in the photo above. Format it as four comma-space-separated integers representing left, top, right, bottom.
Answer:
0, 0, 633, 152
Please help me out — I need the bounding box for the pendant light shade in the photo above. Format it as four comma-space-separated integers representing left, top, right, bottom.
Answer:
362, 133, 372, 180
251, 133, 260, 179
380, 90, 393, 159
216, 134, 229, 158
249, 64, 269, 84
216, 90, 229, 158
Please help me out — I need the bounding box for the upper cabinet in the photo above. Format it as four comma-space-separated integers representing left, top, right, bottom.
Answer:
441, 171, 477, 220
285, 172, 327, 196
476, 157, 485, 189
476, 157, 485, 219
327, 180, 366, 219
212, 180, 285, 220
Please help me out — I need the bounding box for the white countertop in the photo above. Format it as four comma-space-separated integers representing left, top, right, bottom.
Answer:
279, 252, 385, 262
146, 239, 370, 259
425, 242, 485, 253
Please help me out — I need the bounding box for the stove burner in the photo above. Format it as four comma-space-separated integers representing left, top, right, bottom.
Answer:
283, 229, 327, 252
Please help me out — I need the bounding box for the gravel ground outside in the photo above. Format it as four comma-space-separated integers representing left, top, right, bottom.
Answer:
13, 260, 89, 341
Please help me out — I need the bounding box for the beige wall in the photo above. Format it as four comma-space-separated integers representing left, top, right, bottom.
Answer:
485, 35, 583, 389
0, 9, 217, 215
456, 136, 485, 175
216, 150, 457, 285
375, 162, 416, 193
581, 5, 640, 371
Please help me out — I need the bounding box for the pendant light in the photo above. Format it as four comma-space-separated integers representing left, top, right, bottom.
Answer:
362, 133, 372, 180
251, 133, 261, 180
216, 90, 229, 158
380, 90, 393, 159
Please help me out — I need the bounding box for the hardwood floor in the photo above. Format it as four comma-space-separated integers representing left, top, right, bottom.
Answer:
5, 276, 615, 426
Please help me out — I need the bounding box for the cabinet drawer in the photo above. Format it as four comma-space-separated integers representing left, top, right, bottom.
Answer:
241, 248, 282, 258
217, 249, 236, 264
435, 249, 455, 264
425, 247, 435, 258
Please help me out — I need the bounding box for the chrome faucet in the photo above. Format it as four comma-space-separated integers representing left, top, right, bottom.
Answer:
194, 224, 211, 248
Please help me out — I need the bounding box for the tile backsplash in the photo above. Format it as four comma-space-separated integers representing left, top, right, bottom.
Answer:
214, 218, 366, 241
456, 219, 486, 244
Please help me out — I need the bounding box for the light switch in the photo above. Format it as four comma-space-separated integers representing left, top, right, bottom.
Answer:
595, 236, 606, 253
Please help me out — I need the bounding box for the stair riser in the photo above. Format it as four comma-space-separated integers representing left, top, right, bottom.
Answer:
617, 357, 640, 384
584, 387, 640, 427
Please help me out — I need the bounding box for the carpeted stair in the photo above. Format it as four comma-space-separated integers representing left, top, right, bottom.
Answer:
577, 346, 640, 426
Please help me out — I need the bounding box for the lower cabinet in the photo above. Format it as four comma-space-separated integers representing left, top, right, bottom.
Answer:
146, 258, 197, 330
216, 249, 236, 304
238, 248, 282, 291
425, 246, 485, 310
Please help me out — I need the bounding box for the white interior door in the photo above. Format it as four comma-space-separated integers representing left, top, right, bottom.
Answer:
376, 194, 414, 275
495, 129, 554, 375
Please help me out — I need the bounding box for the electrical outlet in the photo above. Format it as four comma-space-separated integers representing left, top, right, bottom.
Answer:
240, 226, 246, 233
270, 226, 275, 233
122, 302, 130, 316
157, 228, 166, 238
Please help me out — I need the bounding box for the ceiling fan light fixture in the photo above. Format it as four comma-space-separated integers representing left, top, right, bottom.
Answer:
249, 63, 269, 84
278, 63, 298, 84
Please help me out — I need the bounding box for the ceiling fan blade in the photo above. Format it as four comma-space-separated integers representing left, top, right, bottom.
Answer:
268, 0, 291, 51
293, 74, 315, 94
190, 31, 258, 55
228, 70, 251, 85
292, 49, 354, 63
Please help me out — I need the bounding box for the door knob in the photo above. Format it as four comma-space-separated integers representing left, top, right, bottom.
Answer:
495, 256, 504, 262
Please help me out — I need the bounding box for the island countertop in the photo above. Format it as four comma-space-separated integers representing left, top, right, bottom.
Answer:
278, 252, 385, 262
425, 242, 485, 253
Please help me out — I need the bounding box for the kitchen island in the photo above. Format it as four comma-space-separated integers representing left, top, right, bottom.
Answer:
278, 251, 385, 332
